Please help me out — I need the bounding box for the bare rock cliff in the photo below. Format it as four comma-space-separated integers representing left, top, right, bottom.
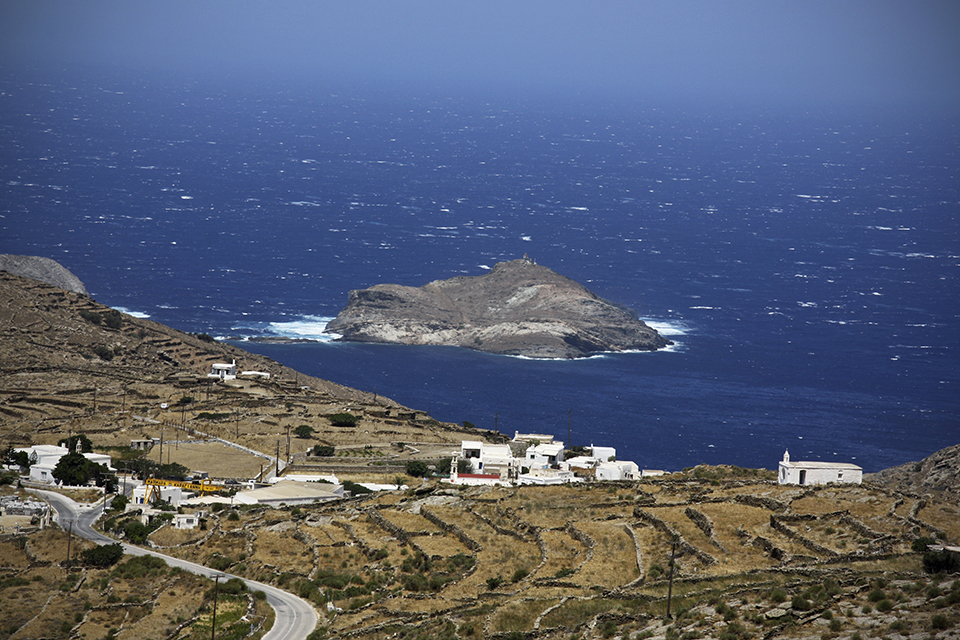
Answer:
0, 254, 88, 295
325, 257, 671, 358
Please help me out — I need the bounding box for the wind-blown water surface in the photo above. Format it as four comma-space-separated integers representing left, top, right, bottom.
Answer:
2, 73, 957, 471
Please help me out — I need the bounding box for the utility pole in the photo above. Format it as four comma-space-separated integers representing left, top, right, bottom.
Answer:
275, 440, 280, 476
122, 385, 127, 412
158, 431, 163, 471
211, 574, 220, 640
285, 424, 291, 464
666, 538, 678, 619
65, 521, 73, 569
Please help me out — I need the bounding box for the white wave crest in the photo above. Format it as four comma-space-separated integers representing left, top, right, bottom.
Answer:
112, 306, 150, 318
642, 318, 691, 337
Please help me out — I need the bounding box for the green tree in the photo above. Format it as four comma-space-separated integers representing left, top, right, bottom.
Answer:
328, 413, 359, 427
405, 461, 428, 477
311, 444, 335, 457
294, 425, 314, 439
3, 446, 30, 469
82, 543, 124, 567
52, 451, 94, 486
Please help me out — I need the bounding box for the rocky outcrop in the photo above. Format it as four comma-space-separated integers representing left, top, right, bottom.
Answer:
865, 443, 960, 504
0, 254, 88, 295
325, 257, 671, 359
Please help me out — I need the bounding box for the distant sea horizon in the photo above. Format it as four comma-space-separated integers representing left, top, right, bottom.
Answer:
2, 70, 957, 473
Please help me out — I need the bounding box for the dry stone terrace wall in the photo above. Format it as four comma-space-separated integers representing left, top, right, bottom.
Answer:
75, 475, 960, 640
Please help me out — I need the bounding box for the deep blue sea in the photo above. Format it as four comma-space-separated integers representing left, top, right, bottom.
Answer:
2, 72, 958, 472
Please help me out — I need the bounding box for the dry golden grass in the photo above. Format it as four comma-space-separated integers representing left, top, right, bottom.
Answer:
409, 533, 470, 558
252, 529, 313, 574
377, 509, 442, 534
572, 520, 638, 588
149, 523, 209, 548
489, 597, 558, 633
917, 502, 960, 540
536, 528, 587, 579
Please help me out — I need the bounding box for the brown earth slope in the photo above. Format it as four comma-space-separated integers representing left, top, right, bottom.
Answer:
326, 257, 671, 358
0, 269, 497, 475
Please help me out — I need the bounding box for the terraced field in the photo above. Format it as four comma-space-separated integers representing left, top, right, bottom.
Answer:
128, 474, 960, 639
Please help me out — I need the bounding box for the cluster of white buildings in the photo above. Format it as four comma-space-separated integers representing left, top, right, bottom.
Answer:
449, 431, 663, 487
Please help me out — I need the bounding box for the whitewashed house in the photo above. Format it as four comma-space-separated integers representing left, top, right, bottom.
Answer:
459, 442, 520, 480
174, 511, 206, 530
132, 484, 183, 507
596, 460, 640, 481
513, 431, 555, 445
591, 445, 617, 462
525, 441, 565, 468
777, 450, 862, 486
208, 359, 237, 381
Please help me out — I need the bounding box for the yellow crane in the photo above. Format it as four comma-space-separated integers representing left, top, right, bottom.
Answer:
143, 477, 221, 503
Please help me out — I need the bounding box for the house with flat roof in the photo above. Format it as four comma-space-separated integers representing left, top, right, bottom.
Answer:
777, 450, 862, 486
208, 359, 237, 381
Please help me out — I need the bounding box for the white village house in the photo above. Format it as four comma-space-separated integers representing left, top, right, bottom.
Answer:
208, 359, 237, 381
16, 444, 114, 485
777, 450, 862, 486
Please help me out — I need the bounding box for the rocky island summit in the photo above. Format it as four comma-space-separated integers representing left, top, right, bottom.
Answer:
326, 256, 672, 358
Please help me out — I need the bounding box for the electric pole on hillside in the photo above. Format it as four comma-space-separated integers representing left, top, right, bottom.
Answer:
65, 521, 74, 569
211, 574, 220, 640
285, 424, 291, 464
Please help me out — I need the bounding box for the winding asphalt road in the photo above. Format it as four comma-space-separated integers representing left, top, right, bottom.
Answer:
33, 490, 318, 640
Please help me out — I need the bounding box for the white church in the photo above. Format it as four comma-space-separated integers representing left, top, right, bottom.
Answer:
777, 450, 862, 486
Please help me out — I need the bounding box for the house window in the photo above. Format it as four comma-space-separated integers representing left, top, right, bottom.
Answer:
838, 471, 843, 480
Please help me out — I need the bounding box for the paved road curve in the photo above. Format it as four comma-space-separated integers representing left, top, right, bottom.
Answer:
34, 490, 319, 640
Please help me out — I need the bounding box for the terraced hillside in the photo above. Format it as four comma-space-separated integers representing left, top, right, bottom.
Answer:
129, 472, 960, 639
0, 270, 498, 477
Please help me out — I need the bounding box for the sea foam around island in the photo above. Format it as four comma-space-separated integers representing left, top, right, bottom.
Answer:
221, 313, 689, 352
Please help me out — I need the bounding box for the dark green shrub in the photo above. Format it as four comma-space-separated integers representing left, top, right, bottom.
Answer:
102, 309, 123, 329
405, 460, 428, 477
80, 309, 102, 325
931, 614, 952, 630
343, 480, 373, 495
328, 412, 359, 427
208, 555, 233, 571
82, 543, 124, 568
868, 588, 887, 602
924, 550, 960, 574
486, 575, 504, 590
93, 345, 114, 361
312, 444, 335, 457
913, 536, 936, 553
769, 588, 787, 603
511, 567, 529, 583
791, 596, 811, 611
294, 425, 314, 439
876, 599, 894, 612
